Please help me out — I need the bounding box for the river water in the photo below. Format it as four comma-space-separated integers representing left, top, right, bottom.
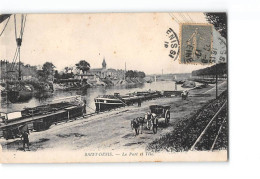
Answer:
0, 81, 190, 113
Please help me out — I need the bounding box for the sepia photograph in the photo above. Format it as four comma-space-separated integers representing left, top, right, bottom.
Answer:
0, 12, 228, 163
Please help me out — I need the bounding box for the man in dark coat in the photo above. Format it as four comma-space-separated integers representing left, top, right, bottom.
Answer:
21, 131, 30, 151
138, 99, 142, 107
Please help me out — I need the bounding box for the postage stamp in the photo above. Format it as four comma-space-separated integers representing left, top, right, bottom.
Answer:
180, 24, 213, 64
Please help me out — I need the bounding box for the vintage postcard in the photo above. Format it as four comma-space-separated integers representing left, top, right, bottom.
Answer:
0, 13, 228, 163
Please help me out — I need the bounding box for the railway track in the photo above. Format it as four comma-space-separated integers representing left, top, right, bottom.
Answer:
190, 100, 227, 151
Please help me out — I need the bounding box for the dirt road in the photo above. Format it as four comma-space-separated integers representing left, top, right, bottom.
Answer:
0, 81, 227, 152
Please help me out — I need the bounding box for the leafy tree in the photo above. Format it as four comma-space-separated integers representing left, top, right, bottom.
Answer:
205, 13, 227, 39
68, 67, 73, 73
54, 70, 60, 79
38, 62, 55, 81
137, 71, 146, 78
64, 67, 69, 74
37, 70, 46, 81
126, 70, 146, 78
76, 60, 90, 74
42, 62, 55, 76
192, 63, 227, 76
125, 70, 134, 78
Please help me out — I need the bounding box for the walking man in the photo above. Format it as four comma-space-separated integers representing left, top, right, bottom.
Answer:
138, 99, 142, 107
21, 131, 30, 151
181, 90, 189, 100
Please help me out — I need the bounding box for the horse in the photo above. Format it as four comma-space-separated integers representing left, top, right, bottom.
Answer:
131, 117, 145, 136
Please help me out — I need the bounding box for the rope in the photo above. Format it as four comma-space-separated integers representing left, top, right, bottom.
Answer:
0, 17, 10, 37
114, 95, 127, 106
4, 48, 18, 84
14, 14, 27, 41
20, 14, 27, 38
85, 104, 95, 111
10, 47, 18, 71
14, 14, 17, 39
22, 14, 27, 37
9, 14, 27, 72
19, 14, 24, 38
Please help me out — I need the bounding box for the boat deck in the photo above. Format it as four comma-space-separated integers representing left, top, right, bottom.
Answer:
0, 109, 66, 129
0, 105, 82, 129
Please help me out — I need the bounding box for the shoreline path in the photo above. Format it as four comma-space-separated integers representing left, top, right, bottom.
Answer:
1, 80, 227, 152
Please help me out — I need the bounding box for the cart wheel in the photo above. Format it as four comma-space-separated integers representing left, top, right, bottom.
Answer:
165, 110, 170, 124
152, 119, 158, 134
152, 124, 157, 134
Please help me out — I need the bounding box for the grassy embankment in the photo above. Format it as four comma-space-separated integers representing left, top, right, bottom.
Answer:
147, 90, 228, 152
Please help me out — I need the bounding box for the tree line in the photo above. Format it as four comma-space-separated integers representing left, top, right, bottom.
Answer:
125, 70, 146, 78
0, 59, 91, 82
39, 60, 91, 81
192, 63, 227, 77
1, 59, 146, 82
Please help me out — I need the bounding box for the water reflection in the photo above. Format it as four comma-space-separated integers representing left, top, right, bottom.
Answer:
34, 92, 54, 101
1, 81, 186, 113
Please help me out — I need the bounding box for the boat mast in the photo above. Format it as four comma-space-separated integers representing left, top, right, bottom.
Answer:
124, 62, 126, 81
17, 41, 21, 82
17, 45, 20, 82
0, 14, 11, 104
14, 14, 26, 83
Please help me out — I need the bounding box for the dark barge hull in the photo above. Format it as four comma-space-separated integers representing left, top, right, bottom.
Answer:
0, 105, 84, 140
95, 91, 163, 112
7, 90, 33, 103
95, 103, 124, 112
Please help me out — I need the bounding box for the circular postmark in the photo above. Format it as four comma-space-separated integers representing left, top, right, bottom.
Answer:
164, 28, 180, 61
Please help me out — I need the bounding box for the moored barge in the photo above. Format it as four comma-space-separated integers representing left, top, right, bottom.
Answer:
94, 94, 126, 112
0, 96, 85, 139
94, 91, 162, 112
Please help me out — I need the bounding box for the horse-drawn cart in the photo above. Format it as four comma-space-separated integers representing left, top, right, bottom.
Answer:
146, 105, 171, 134
131, 105, 171, 135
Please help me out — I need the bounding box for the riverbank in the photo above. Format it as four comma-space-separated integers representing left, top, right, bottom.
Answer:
147, 90, 228, 152
0, 80, 53, 93
0, 80, 227, 152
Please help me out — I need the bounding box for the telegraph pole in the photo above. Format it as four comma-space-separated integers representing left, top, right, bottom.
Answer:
0, 60, 2, 82
215, 64, 218, 99
124, 62, 126, 81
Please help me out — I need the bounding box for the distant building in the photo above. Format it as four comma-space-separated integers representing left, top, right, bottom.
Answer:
102, 58, 106, 69
84, 58, 106, 78
74, 73, 92, 80
86, 58, 125, 80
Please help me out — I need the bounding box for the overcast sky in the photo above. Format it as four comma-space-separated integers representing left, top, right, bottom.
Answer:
0, 13, 212, 74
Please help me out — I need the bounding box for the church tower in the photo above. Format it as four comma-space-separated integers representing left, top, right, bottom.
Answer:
102, 57, 107, 69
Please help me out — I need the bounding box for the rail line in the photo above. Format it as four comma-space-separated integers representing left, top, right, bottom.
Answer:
190, 100, 227, 151
210, 117, 227, 151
